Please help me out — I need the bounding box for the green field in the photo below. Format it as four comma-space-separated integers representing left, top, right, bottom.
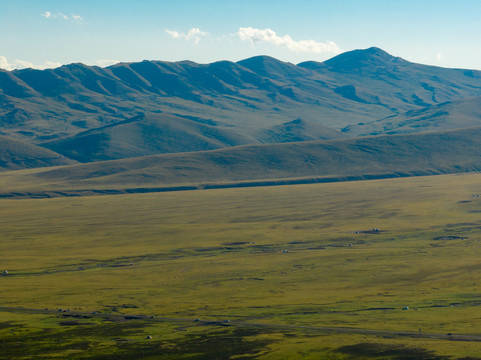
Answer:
2, 173, 481, 358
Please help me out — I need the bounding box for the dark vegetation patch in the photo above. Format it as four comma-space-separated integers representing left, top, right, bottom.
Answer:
0, 315, 278, 360
307, 245, 327, 250
62, 314, 94, 319
433, 236, 467, 241
0, 321, 20, 330
357, 229, 383, 234
59, 320, 95, 326
83, 327, 275, 360
336, 342, 450, 360
195, 246, 225, 253
445, 223, 477, 228
0, 320, 147, 359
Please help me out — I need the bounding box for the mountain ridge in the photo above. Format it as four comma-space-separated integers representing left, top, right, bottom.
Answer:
3, 47, 481, 168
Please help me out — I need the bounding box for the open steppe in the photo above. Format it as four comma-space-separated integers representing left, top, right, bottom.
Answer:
4, 46, 481, 359
2, 172, 481, 358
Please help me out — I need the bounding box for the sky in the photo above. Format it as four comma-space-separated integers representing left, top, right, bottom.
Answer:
1, 0, 481, 71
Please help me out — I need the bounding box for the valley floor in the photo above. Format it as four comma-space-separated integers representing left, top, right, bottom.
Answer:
2, 173, 481, 358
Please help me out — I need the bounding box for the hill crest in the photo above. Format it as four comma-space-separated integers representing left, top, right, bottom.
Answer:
2, 47, 481, 166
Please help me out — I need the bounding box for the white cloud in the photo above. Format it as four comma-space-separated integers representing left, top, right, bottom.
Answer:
165, 27, 209, 44
0, 56, 62, 71
0, 57, 30, 71
185, 28, 209, 43
72, 14, 84, 22
237, 27, 341, 54
94, 59, 120, 67
165, 29, 182, 39
12, 59, 34, 69
43, 61, 63, 69
436, 52, 445, 62
41, 11, 84, 22
0, 56, 11, 70
0, 57, 121, 71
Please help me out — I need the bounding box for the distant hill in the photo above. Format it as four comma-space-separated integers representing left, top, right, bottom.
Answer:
260, 118, 347, 144
2, 47, 481, 165
343, 96, 481, 136
3, 127, 481, 196
42, 113, 256, 162
0, 135, 75, 171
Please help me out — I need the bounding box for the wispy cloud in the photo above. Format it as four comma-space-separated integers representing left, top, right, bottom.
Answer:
71, 14, 84, 22
436, 52, 445, 62
94, 59, 120, 67
237, 27, 341, 54
0, 56, 35, 71
0, 56, 62, 71
0, 57, 121, 71
165, 28, 209, 44
0, 56, 11, 71
41, 11, 84, 23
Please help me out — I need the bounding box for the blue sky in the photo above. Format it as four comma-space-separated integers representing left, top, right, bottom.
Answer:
1, 0, 481, 70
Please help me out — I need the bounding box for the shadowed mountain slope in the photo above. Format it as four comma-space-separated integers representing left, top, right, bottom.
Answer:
343, 96, 481, 136
2, 47, 481, 164
3, 127, 481, 195
322, 47, 408, 71
260, 118, 347, 143
0, 135, 76, 171
42, 113, 255, 162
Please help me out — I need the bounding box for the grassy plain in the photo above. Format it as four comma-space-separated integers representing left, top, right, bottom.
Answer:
2, 173, 481, 358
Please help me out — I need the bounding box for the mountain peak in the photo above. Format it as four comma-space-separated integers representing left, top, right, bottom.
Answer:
238, 55, 285, 65
324, 47, 407, 72
237, 55, 307, 77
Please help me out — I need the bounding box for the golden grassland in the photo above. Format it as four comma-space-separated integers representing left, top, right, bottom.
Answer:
2, 173, 481, 358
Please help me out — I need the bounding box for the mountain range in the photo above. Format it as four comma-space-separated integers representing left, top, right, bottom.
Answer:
2, 47, 481, 192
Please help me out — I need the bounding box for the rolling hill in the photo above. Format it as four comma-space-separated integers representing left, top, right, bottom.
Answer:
41, 113, 256, 162
3, 46, 481, 186
41, 113, 348, 163
3, 127, 481, 197
0, 135, 75, 171
343, 96, 481, 136
2, 47, 481, 164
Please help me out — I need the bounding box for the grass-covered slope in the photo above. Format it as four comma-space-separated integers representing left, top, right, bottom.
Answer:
0, 134, 75, 171
2, 47, 481, 158
41, 113, 256, 162
344, 96, 481, 136
3, 127, 481, 194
